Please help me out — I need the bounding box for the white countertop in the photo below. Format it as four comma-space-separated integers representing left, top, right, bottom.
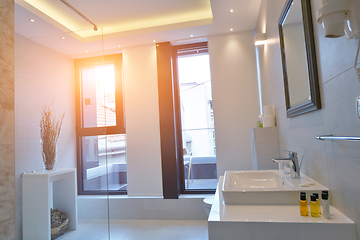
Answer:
22, 168, 76, 178
209, 176, 354, 224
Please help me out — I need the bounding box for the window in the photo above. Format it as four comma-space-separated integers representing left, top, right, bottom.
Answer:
75, 54, 126, 195
173, 42, 217, 193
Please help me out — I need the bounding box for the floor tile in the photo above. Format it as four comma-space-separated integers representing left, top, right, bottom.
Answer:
56, 219, 208, 240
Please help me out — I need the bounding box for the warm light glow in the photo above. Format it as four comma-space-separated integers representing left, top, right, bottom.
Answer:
21, 0, 214, 39
85, 50, 88, 52
30, 19, 35, 22
61, 37, 66, 40
230, 9, 234, 13
255, 40, 266, 46
190, 34, 194, 37
153, 40, 156, 43
118, 45, 121, 48
230, 28, 234, 31
254, 32, 266, 45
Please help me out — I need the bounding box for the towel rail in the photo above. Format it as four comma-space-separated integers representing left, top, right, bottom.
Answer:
316, 135, 360, 141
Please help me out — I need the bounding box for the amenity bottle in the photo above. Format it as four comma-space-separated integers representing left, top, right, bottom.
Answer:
322, 191, 330, 219
313, 193, 321, 215
299, 193, 308, 216
310, 195, 319, 217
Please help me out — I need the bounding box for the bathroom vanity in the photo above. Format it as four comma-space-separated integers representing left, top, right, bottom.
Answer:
208, 175, 356, 240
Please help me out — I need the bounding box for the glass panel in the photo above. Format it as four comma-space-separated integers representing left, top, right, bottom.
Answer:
82, 134, 127, 191
177, 53, 217, 190
14, 8, 111, 236
81, 63, 117, 128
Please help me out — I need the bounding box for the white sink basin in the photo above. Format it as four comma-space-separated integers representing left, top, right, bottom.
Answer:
222, 170, 328, 205
229, 171, 288, 189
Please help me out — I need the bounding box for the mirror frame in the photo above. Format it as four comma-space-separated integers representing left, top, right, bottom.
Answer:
278, 0, 321, 118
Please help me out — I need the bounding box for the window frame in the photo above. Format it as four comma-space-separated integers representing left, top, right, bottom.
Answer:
172, 42, 216, 194
75, 54, 126, 195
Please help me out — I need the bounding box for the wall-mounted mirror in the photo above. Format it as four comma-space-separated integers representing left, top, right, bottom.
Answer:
278, 0, 321, 117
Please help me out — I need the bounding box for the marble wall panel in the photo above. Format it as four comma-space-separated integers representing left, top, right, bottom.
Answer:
0, 0, 15, 239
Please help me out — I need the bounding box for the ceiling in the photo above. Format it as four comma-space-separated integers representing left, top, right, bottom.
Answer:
15, 0, 262, 59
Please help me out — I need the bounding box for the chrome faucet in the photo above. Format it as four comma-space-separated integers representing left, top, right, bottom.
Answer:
273, 151, 300, 178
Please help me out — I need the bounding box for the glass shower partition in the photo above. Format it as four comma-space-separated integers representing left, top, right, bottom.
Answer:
15, 7, 115, 238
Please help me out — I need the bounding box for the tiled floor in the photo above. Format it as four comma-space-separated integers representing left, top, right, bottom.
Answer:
57, 219, 209, 240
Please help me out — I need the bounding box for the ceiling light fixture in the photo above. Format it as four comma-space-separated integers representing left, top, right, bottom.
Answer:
30, 19, 35, 22
61, 37, 66, 40
153, 40, 156, 43
85, 50, 88, 52
190, 34, 194, 37
118, 45, 121, 48
230, 9, 234, 13
230, 28, 234, 31
254, 32, 267, 45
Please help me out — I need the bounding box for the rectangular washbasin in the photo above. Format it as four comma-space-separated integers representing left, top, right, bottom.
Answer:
229, 171, 285, 189
222, 170, 328, 205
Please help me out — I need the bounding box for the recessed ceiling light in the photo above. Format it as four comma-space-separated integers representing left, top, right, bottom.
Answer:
230, 28, 234, 31
153, 40, 156, 43
118, 45, 121, 48
61, 37, 66, 40
230, 9, 234, 13
30, 19, 35, 22
190, 34, 194, 37
85, 50, 88, 52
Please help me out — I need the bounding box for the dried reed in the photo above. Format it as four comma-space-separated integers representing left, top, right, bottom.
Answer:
40, 105, 65, 170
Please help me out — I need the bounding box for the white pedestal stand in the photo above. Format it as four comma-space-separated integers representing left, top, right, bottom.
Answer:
22, 168, 77, 240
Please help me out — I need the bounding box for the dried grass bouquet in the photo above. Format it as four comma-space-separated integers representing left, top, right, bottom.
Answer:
40, 105, 65, 170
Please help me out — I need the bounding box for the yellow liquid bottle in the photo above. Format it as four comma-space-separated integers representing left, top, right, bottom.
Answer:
313, 193, 321, 215
310, 195, 319, 217
299, 193, 308, 216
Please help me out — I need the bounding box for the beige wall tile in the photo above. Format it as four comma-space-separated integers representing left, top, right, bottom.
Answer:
0, 109, 15, 145
0, 0, 15, 239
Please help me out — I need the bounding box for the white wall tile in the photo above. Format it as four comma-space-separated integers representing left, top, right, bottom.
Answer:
209, 31, 260, 175
123, 44, 163, 197
255, 0, 360, 239
14, 33, 76, 239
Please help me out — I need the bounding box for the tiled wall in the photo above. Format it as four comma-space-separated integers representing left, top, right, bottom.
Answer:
14, 34, 76, 239
123, 45, 163, 197
256, 0, 360, 238
0, 0, 15, 239
209, 31, 260, 175
77, 196, 208, 220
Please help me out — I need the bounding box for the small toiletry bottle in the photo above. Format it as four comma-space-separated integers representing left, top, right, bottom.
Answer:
310, 195, 319, 217
313, 193, 321, 215
299, 193, 308, 216
322, 191, 330, 219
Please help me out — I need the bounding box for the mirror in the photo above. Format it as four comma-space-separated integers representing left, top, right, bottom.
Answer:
278, 0, 321, 117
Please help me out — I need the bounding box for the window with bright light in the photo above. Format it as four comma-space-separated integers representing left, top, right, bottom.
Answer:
175, 43, 217, 192
75, 54, 126, 195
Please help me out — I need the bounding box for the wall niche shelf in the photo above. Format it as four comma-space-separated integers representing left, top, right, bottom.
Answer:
22, 168, 77, 240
